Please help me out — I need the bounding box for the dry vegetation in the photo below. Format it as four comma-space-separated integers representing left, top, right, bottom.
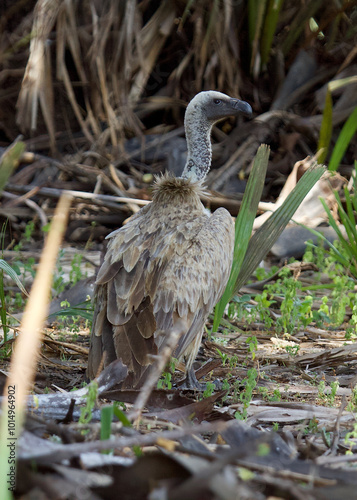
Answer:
1, 1, 357, 499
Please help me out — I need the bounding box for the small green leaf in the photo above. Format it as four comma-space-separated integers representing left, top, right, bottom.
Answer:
48, 301, 93, 321
0, 259, 28, 296
113, 404, 132, 427
329, 105, 357, 172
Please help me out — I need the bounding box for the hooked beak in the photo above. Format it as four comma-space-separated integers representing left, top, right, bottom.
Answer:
229, 98, 253, 116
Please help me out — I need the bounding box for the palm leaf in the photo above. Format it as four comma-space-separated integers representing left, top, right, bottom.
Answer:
213, 145, 270, 329
235, 163, 325, 295
213, 160, 325, 330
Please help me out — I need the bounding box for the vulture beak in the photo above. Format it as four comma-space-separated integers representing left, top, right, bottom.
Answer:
229, 98, 253, 116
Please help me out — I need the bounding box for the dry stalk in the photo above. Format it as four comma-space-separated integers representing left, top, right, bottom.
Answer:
0, 194, 71, 498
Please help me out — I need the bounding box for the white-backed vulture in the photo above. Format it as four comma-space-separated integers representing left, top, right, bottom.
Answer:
87, 90, 252, 388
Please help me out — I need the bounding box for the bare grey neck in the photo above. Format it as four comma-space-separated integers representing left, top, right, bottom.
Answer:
181, 111, 213, 182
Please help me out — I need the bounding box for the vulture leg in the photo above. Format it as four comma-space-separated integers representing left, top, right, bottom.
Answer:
178, 365, 206, 390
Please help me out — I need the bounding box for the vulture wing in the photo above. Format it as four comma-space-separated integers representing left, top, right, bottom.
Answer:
87, 196, 234, 386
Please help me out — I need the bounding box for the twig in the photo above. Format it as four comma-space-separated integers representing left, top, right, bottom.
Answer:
6, 183, 151, 208
2, 191, 48, 226
19, 421, 229, 464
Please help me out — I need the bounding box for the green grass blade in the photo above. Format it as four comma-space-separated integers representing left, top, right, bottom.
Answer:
113, 404, 132, 426
47, 301, 93, 321
344, 186, 354, 224
0, 259, 28, 296
260, 0, 285, 66
319, 196, 346, 241
338, 188, 357, 255
317, 88, 333, 164
329, 105, 357, 171
234, 163, 325, 295
100, 405, 114, 454
319, 196, 355, 262
297, 223, 351, 270
213, 145, 270, 330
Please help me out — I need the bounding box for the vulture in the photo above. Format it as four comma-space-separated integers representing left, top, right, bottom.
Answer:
87, 90, 252, 388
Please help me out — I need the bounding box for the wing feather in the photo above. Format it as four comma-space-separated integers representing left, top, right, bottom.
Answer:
88, 181, 234, 387
155, 207, 234, 358
123, 245, 141, 272
96, 259, 122, 285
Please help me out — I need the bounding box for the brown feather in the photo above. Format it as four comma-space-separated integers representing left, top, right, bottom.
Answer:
87, 173, 234, 386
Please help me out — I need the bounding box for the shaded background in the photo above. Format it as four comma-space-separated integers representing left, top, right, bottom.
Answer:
1, 0, 357, 239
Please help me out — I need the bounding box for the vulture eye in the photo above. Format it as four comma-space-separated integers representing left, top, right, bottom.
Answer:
213, 99, 222, 105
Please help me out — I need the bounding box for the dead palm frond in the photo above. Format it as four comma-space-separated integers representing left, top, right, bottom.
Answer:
16, 0, 62, 151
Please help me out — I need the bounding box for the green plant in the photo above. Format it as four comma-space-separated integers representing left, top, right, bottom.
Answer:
344, 415, 357, 454
317, 76, 357, 168
202, 381, 215, 399
53, 249, 66, 295
278, 270, 300, 333
214, 145, 270, 329
317, 296, 330, 320
13, 220, 36, 253
216, 348, 229, 366
303, 417, 319, 434
157, 358, 175, 389
246, 336, 258, 361
346, 303, 357, 339
229, 354, 240, 369
157, 371, 172, 390
299, 295, 314, 328
100, 405, 114, 454
0, 345, 12, 360
318, 379, 339, 406
69, 254, 85, 285
214, 157, 325, 330
254, 290, 274, 328
285, 345, 300, 357
79, 381, 98, 429
317, 380, 326, 401
0, 259, 28, 342
310, 164, 357, 280
346, 385, 357, 413
234, 367, 258, 420
227, 294, 252, 324
258, 386, 281, 402
222, 379, 230, 392
303, 238, 327, 271
330, 275, 352, 325
272, 388, 282, 401
49, 297, 93, 323
113, 403, 142, 456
